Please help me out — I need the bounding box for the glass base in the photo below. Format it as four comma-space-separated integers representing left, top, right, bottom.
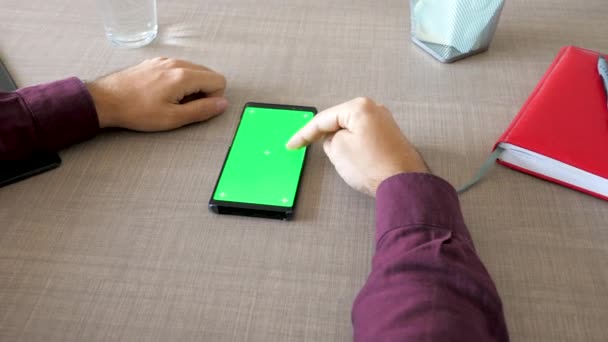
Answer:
106, 29, 157, 48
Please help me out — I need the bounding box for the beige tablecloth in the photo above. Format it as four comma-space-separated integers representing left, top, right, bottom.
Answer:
1, 0, 607, 341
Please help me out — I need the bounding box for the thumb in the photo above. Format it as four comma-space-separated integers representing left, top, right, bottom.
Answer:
322, 133, 334, 157
174, 97, 229, 124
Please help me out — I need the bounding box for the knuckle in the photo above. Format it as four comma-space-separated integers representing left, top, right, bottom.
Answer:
354, 96, 375, 108
377, 104, 392, 117
165, 68, 188, 83
145, 57, 168, 67
351, 97, 377, 120
218, 74, 227, 88
165, 58, 180, 68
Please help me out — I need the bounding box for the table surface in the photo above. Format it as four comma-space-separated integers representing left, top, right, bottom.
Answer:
1, 0, 607, 341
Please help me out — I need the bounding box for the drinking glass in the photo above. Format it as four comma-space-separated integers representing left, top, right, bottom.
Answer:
98, 0, 158, 48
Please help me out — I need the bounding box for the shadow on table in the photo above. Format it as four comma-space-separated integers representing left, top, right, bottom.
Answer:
149, 23, 206, 48
292, 144, 328, 222
417, 145, 475, 188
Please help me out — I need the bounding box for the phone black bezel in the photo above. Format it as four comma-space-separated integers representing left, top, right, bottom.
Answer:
0, 152, 62, 187
0, 57, 18, 91
208, 102, 317, 221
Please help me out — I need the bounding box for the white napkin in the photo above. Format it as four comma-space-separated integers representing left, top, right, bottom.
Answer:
413, 0, 504, 53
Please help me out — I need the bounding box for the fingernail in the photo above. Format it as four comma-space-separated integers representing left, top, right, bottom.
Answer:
216, 98, 228, 112
285, 138, 298, 150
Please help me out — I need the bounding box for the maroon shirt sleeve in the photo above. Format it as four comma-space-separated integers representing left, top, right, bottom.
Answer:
352, 173, 509, 342
0, 77, 99, 160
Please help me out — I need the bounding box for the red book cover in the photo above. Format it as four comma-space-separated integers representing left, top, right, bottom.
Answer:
495, 46, 608, 200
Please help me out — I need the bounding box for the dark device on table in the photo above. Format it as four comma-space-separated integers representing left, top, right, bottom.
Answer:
209, 102, 317, 220
0, 57, 61, 188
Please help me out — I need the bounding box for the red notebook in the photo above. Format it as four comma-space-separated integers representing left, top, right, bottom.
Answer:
494, 46, 608, 200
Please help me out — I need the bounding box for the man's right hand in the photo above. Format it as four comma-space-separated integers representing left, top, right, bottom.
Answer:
287, 97, 429, 196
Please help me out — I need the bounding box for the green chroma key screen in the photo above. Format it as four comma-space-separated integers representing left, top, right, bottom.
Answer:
213, 104, 315, 207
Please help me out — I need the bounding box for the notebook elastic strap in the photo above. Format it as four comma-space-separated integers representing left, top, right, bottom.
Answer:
457, 147, 505, 194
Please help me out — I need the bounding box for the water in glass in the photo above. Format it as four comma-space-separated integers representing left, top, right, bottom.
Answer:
99, 0, 158, 48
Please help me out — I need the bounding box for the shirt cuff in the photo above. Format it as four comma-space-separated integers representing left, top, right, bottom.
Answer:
17, 77, 100, 152
375, 173, 467, 245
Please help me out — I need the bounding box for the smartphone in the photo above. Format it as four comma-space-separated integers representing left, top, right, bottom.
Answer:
209, 102, 317, 220
0, 57, 18, 91
0, 152, 62, 187
0, 56, 62, 188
